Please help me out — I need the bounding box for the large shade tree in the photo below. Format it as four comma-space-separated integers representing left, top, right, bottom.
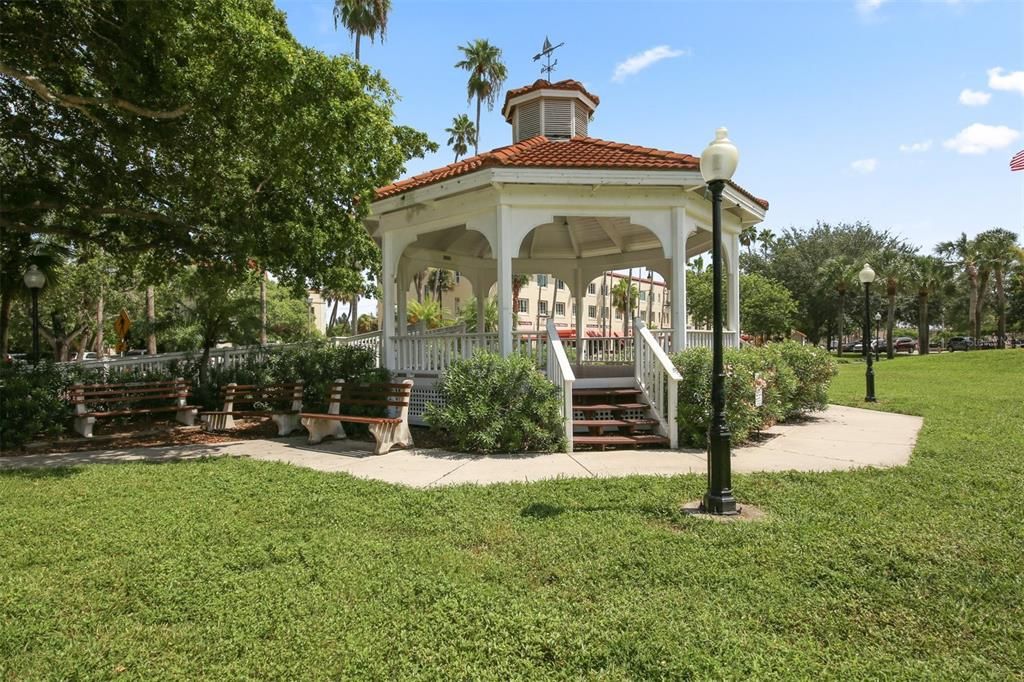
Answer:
0, 0, 433, 292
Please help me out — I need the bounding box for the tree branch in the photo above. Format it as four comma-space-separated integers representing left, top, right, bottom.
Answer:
0, 64, 191, 120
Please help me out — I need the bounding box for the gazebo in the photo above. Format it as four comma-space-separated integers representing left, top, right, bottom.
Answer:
362, 79, 769, 451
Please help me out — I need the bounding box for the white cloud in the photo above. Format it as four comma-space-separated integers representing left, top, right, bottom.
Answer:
943, 123, 1020, 154
987, 67, 1024, 95
899, 140, 933, 153
851, 158, 878, 173
958, 89, 991, 106
856, 0, 888, 15
612, 45, 690, 83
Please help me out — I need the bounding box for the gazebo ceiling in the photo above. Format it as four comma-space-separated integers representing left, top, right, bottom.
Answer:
407, 217, 713, 263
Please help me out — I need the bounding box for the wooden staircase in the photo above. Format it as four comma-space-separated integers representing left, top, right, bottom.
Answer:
571, 385, 670, 450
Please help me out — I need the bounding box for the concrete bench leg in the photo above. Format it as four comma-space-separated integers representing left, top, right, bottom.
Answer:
302, 417, 346, 445
176, 408, 198, 427
271, 413, 301, 436
74, 416, 96, 438
202, 413, 235, 432
368, 421, 412, 455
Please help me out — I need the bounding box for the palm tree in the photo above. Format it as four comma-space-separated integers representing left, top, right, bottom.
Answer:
690, 255, 706, 274
455, 39, 507, 155
511, 274, 530, 329
910, 255, 947, 354
937, 233, 980, 343
445, 114, 477, 162
459, 297, 499, 332
406, 298, 446, 330
611, 276, 638, 338
333, 0, 390, 62
757, 228, 775, 259
877, 252, 911, 359
819, 257, 856, 357
739, 226, 757, 256
975, 228, 1020, 348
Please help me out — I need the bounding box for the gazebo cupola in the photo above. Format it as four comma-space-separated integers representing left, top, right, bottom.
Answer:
502, 79, 600, 142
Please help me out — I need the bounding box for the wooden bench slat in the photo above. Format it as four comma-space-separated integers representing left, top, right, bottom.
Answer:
299, 412, 401, 425
83, 405, 197, 418
72, 386, 189, 399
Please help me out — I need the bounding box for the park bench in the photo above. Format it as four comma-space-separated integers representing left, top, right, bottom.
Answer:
68, 378, 197, 438
201, 381, 304, 436
300, 378, 413, 455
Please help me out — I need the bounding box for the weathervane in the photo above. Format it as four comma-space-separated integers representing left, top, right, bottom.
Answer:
532, 36, 565, 78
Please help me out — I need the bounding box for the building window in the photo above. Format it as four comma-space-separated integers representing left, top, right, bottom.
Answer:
454, 297, 461, 313
587, 305, 596, 319
615, 309, 622, 320
537, 274, 549, 288
555, 302, 566, 317
455, 271, 461, 284
539, 300, 549, 316
556, 279, 565, 290
517, 298, 529, 313
602, 306, 609, 319
601, 284, 608, 295
639, 290, 646, 302
588, 283, 596, 295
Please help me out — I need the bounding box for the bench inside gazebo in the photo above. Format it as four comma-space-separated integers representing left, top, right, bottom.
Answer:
356, 79, 768, 452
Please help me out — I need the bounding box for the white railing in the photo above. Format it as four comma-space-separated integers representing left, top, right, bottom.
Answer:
545, 319, 576, 453
62, 343, 297, 375
651, 329, 673, 354
686, 329, 739, 349
391, 332, 499, 374
635, 317, 681, 449
332, 330, 382, 366
574, 335, 633, 365
512, 329, 546, 368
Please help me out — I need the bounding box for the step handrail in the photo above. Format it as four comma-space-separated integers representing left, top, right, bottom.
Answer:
546, 319, 576, 453
634, 317, 681, 448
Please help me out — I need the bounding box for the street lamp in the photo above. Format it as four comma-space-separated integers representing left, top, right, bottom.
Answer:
874, 311, 882, 361
699, 127, 739, 515
23, 264, 46, 364
859, 263, 877, 402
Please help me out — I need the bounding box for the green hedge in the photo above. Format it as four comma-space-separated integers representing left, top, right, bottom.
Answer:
425, 351, 566, 454
670, 341, 836, 448
0, 342, 382, 449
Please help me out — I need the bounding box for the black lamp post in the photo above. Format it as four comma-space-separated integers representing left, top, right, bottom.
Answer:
700, 127, 740, 516
874, 311, 881, 361
859, 263, 877, 402
23, 265, 46, 364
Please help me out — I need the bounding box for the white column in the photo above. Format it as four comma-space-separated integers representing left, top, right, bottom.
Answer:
670, 206, 691, 351
574, 268, 584, 366
473, 276, 487, 334
496, 205, 514, 356
381, 232, 397, 369
396, 263, 408, 337
728, 232, 741, 341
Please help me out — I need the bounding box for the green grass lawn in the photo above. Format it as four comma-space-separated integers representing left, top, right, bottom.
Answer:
2, 352, 1022, 679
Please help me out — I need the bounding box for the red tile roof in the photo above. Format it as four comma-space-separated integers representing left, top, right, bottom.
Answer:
502, 79, 600, 119
374, 136, 768, 209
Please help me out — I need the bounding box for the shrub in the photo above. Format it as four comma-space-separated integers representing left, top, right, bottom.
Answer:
772, 341, 837, 418
670, 341, 835, 448
0, 362, 69, 450
425, 351, 566, 453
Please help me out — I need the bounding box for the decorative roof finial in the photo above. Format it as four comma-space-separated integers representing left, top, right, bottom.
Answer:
532, 36, 564, 78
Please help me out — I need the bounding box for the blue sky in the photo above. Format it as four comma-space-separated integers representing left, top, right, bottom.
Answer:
276, 0, 1023, 254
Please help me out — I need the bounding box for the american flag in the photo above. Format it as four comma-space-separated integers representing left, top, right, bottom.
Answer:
1012, 149, 1024, 172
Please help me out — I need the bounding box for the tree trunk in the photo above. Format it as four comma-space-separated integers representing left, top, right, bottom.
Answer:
995, 264, 1006, 348
94, 292, 105, 356
0, 292, 11, 356
350, 294, 358, 335
354, 33, 361, 62
968, 266, 978, 346
602, 273, 609, 336
329, 299, 340, 328
259, 275, 268, 345
886, 289, 896, 360
646, 271, 654, 325
836, 290, 845, 357
919, 292, 930, 355
474, 97, 481, 155
550, 279, 558, 331
624, 269, 634, 337
146, 285, 157, 355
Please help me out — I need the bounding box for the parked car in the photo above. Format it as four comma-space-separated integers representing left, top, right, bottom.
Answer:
842, 341, 863, 353
893, 337, 916, 353
125, 349, 148, 356
947, 336, 974, 352
72, 351, 98, 361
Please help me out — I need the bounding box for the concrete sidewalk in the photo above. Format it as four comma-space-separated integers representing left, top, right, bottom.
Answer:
0, 405, 922, 488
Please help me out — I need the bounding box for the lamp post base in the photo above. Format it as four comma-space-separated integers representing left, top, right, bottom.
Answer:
702, 492, 739, 515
